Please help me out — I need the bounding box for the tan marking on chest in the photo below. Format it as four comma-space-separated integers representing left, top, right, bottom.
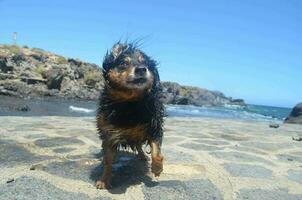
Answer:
108, 89, 144, 102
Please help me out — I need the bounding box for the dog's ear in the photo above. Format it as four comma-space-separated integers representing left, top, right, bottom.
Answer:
112, 43, 124, 59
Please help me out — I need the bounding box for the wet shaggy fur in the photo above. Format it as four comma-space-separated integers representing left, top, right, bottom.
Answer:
97, 43, 164, 150
95, 42, 164, 189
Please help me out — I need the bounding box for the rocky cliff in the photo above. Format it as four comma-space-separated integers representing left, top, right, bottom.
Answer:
285, 103, 302, 124
0, 45, 103, 100
161, 82, 245, 107
0, 45, 245, 107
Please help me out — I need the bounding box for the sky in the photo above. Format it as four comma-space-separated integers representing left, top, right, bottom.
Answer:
0, 0, 301, 108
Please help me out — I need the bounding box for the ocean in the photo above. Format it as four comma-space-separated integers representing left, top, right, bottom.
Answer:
0, 96, 291, 122
166, 104, 291, 121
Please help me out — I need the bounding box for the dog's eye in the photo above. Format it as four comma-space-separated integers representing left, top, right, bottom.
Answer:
118, 62, 128, 70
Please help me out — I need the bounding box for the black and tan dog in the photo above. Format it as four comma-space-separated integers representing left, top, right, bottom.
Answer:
96, 42, 164, 189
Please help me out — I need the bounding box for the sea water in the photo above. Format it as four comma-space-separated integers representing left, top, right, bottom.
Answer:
0, 96, 291, 122
165, 104, 291, 121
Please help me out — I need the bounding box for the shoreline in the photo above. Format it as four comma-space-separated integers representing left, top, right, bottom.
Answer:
0, 114, 285, 124
0, 95, 289, 122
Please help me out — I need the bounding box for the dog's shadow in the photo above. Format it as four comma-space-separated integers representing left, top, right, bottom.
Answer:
90, 151, 159, 194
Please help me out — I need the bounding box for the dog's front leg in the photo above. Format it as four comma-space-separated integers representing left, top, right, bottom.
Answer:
150, 140, 163, 176
96, 148, 114, 189
136, 144, 150, 161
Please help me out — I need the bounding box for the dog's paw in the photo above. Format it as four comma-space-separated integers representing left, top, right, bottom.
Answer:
151, 154, 163, 177
95, 180, 112, 189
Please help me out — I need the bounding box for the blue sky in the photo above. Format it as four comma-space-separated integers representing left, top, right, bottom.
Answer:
0, 0, 301, 107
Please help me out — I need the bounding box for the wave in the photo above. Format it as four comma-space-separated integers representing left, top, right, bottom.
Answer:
223, 104, 245, 109
166, 104, 280, 122
69, 105, 95, 113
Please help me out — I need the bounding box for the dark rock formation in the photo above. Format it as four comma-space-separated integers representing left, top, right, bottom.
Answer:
161, 82, 246, 107
44, 68, 64, 89
230, 99, 245, 106
0, 57, 14, 73
0, 45, 103, 100
0, 44, 245, 106
269, 123, 280, 128
285, 103, 302, 124
16, 105, 30, 112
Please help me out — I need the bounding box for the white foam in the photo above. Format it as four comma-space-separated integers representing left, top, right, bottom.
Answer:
69, 105, 94, 113
224, 104, 245, 109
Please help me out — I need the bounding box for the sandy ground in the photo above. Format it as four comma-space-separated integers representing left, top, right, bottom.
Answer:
0, 116, 302, 200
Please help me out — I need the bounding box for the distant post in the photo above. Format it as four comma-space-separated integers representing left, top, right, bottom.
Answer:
13, 32, 17, 45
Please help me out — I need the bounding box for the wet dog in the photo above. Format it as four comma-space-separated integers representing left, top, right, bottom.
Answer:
96, 42, 164, 189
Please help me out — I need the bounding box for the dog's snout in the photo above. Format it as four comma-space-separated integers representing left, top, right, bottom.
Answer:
134, 66, 147, 76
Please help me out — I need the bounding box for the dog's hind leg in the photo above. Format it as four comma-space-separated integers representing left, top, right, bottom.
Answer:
96, 148, 114, 189
150, 140, 163, 177
136, 145, 150, 161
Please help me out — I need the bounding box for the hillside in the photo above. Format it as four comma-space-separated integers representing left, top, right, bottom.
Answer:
0, 45, 245, 107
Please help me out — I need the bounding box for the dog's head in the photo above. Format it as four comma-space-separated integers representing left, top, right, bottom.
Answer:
102, 42, 160, 101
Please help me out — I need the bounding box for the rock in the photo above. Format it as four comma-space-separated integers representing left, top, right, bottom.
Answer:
161, 92, 175, 104
230, 98, 246, 107
269, 123, 280, 128
16, 105, 30, 112
0, 87, 18, 96
68, 58, 82, 66
44, 68, 64, 90
60, 77, 78, 93
285, 103, 302, 124
20, 77, 46, 85
19, 68, 45, 83
30, 53, 47, 63
0, 80, 28, 97
0, 73, 17, 80
0, 58, 14, 73
292, 136, 302, 142
30, 164, 46, 171
173, 96, 191, 105
162, 81, 246, 107
11, 53, 26, 66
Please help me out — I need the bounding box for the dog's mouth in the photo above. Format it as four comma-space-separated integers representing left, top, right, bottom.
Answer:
128, 77, 147, 85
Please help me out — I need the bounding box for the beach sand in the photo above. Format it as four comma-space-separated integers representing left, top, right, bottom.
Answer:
0, 116, 301, 200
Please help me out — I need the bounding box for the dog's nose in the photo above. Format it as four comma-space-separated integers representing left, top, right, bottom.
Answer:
134, 66, 147, 76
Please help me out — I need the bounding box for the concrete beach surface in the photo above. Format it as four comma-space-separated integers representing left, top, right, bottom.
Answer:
0, 116, 302, 200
